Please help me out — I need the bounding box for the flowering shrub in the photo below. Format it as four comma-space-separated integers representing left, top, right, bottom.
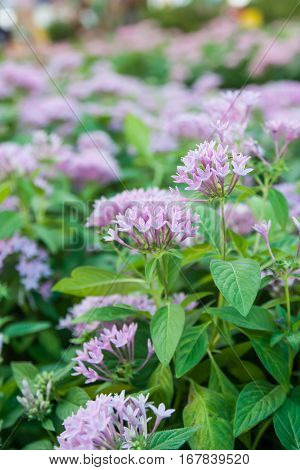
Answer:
0, 16, 300, 453
57, 393, 175, 450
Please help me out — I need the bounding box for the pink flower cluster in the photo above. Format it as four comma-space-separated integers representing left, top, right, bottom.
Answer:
104, 200, 198, 253
58, 147, 120, 185
57, 130, 120, 186
173, 140, 252, 199
0, 235, 51, 291
73, 323, 154, 384
0, 61, 46, 96
265, 119, 300, 159
57, 392, 174, 450
87, 188, 178, 228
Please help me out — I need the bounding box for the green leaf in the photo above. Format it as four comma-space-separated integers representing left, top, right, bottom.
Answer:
208, 306, 276, 332
0, 182, 11, 204
11, 362, 39, 389
52, 266, 145, 297
234, 381, 286, 436
210, 259, 261, 316
148, 427, 198, 450
157, 252, 181, 291
274, 399, 300, 449
285, 331, 300, 352
175, 323, 209, 378
183, 381, 234, 450
150, 304, 185, 366
145, 258, 157, 283
251, 337, 290, 389
148, 364, 173, 407
4, 321, 51, 338
182, 243, 212, 266
229, 230, 248, 257
42, 418, 55, 432
181, 292, 213, 308
124, 114, 150, 159
227, 360, 266, 383
73, 305, 146, 324
268, 188, 289, 230
0, 211, 23, 239
34, 225, 63, 254
56, 387, 89, 421
209, 356, 238, 412
197, 206, 220, 253
23, 440, 53, 450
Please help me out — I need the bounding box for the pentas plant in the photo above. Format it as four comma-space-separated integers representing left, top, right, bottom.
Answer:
173, 139, 253, 259
104, 201, 198, 254
172, 140, 253, 199
2, 22, 300, 453
57, 393, 175, 450
73, 323, 154, 384
86, 188, 178, 229
17, 372, 53, 421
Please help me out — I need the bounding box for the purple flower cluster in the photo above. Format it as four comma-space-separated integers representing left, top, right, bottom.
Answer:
73, 323, 154, 384
87, 187, 180, 228
57, 392, 174, 450
0, 142, 36, 177
266, 119, 300, 158
104, 200, 198, 253
0, 133, 60, 183
173, 140, 252, 199
0, 235, 51, 291
58, 147, 120, 185
77, 130, 118, 156
20, 95, 79, 129
0, 61, 46, 95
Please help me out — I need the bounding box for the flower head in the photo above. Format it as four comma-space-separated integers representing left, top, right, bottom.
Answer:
173, 140, 252, 199
253, 220, 271, 242
253, 220, 275, 262
57, 393, 174, 450
73, 323, 153, 384
0, 234, 51, 291
86, 188, 182, 228
17, 372, 53, 421
104, 200, 198, 254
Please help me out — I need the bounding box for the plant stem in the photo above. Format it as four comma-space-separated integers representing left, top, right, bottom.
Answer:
158, 256, 169, 300
283, 271, 291, 330
253, 179, 269, 254
217, 199, 226, 308
46, 429, 56, 446
251, 417, 272, 450
220, 198, 226, 261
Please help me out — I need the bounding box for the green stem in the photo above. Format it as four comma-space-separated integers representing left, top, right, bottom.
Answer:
158, 257, 169, 300
251, 417, 272, 450
220, 198, 226, 261
217, 199, 226, 308
253, 180, 269, 254
283, 271, 291, 330
46, 429, 56, 446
